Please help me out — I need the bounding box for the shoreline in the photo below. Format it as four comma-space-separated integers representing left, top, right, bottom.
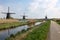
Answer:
0, 22, 27, 31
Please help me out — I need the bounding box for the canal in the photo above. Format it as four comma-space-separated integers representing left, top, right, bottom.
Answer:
0, 22, 41, 40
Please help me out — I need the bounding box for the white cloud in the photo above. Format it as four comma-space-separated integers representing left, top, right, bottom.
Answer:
0, 5, 4, 12
47, 0, 58, 9
46, 0, 59, 18
0, 5, 6, 18
27, 0, 59, 18
0, 0, 60, 19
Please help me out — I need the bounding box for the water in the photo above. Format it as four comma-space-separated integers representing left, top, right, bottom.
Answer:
35, 22, 41, 25
0, 22, 41, 40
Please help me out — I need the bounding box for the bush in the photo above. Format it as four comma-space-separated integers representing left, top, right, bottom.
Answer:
21, 29, 27, 33
15, 31, 21, 36
10, 34, 15, 38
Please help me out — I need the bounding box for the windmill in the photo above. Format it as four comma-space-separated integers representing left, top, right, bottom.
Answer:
45, 14, 48, 20
21, 13, 27, 20
2, 7, 15, 19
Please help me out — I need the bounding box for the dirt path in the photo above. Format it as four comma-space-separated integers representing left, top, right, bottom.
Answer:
50, 21, 60, 40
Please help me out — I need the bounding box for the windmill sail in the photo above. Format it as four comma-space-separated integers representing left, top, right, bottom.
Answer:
2, 7, 15, 19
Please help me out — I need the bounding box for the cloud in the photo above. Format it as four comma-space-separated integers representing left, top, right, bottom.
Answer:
0, 0, 60, 19
46, 0, 60, 18
0, 5, 6, 18
27, 0, 59, 18
0, 5, 4, 12
48, 0, 58, 8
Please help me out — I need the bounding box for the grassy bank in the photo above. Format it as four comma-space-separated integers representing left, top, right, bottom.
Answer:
0, 21, 27, 30
6, 20, 50, 40
5, 29, 29, 40
56, 20, 60, 24
0, 19, 39, 30
24, 20, 50, 40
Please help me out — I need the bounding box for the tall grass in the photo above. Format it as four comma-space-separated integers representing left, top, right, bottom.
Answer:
24, 20, 50, 40
0, 22, 27, 30
56, 20, 60, 24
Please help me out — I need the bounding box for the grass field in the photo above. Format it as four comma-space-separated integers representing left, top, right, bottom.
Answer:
0, 19, 27, 30
0, 19, 19, 23
55, 20, 60, 24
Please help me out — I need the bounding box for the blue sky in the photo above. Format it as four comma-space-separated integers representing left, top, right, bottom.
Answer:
0, 0, 60, 19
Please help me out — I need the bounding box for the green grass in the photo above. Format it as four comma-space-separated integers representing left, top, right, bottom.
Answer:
5, 20, 50, 40
24, 20, 50, 40
0, 22, 27, 30
56, 20, 60, 24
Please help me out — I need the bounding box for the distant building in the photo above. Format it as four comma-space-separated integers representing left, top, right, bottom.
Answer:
45, 15, 48, 20
23, 15, 26, 20
2, 7, 15, 19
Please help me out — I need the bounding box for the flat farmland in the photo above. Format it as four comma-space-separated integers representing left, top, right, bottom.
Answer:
0, 19, 27, 30
0, 19, 19, 23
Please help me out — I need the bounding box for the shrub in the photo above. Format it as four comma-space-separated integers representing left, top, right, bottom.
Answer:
10, 34, 15, 38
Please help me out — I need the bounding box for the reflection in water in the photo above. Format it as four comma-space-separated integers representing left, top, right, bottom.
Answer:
0, 22, 41, 40
0, 25, 29, 40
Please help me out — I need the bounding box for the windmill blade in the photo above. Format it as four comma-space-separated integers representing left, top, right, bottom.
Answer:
1, 12, 15, 14
20, 15, 27, 17
25, 16, 28, 17
20, 15, 25, 16
9, 13, 15, 14
1, 12, 7, 14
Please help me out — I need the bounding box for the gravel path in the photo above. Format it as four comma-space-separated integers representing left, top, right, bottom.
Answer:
50, 21, 60, 40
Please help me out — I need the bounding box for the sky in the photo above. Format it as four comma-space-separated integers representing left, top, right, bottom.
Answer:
0, 0, 60, 19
